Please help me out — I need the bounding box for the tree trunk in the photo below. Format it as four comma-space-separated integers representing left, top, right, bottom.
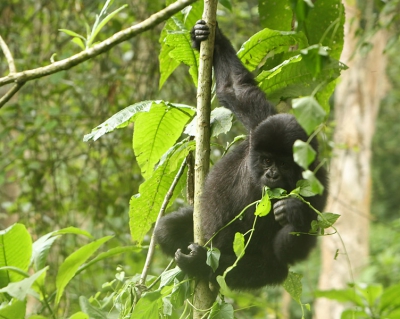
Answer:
314, 1, 390, 318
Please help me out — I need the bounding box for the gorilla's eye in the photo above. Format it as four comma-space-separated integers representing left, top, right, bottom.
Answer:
263, 158, 272, 166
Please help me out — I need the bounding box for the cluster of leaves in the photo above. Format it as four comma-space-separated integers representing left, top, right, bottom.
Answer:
82, 0, 346, 317
0, 223, 140, 319
1, 0, 347, 317
315, 283, 400, 319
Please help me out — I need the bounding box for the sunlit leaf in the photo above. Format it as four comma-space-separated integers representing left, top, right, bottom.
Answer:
293, 96, 326, 135
233, 233, 245, 259
0, 224, 32, 286
133, 102, 195, 179
293, 140, 316, 169
238, 30, 308, 71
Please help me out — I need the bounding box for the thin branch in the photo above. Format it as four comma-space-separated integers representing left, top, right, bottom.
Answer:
0, 0, 197, 87
0, 83, 25, 109
0, 35, 16, 73
139, 157, 188, 288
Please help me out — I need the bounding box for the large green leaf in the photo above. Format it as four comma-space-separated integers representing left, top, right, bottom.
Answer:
133, 102, 195, 180
292, 96, 326, 135
209, 301, 234, 319
0, 224, 32, 287
305, 0, 345, 60
293, 140, 317, 169
283, 272, 303, 305
238, 29, 308, 72
159, 17, 199, 88
184, 107, 233, 137
158, 2, 203, 89
159, 19, 181, 89
0, 299, 26, 319
83, 100, 153, 141
129, 140, 195, 243
55, 236, 112, 305
256, 54, 345, 104
131, 291, 162, 319
258, 0, 292, 31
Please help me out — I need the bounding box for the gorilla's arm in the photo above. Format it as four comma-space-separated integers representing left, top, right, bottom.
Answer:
191, 20, 276, 131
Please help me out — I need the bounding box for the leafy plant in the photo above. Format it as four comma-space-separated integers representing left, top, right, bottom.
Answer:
315, 283, 400, 319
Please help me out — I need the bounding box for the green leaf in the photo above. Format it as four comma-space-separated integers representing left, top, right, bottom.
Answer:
87, 5, 128, 48
283, 271, 303, 304
32, 234, 59, 271
165, 30, 199, 86
71, 37, 85, 50
238, 30, 308, 71
380, 284, 400, 314
68, 312, 89, 319
301, 44, 330, 78
159, 267, 182, 289
83, 100, 153, 142
257, 54, 345, 104
317, 213, 340, 229
233, 233, 245, 259
295, 179, 317, 197
158, 43, 180, 89
210, 107, 233, 137
79, 296, 107, 319
255, 192, 271, 217
129, 141, 195, 243
258, 0, 292, 31
0, 267, 48, 301
158, 2, 202, 88
340, 309, 369, 319
206, 247, 221, 272
209, 301, 234, 319
184, 107, 233, 137
292, 96, 326, 135
52, 227, 93, 238
219, 0, 232, 11
55, 236, 112, 304
58, 29, 86, 41
315, 288, 364, 306
302, 170, 324, 195
293, 140, 316, 169
305, 0, 345, 60
266, 187, 287, 199
216, 276, 231, 296
357, 284, 382, 308
0, 224, 32, 286
0, 299, 26, 319
131, 291, 162, 319
133, 102, 195, 179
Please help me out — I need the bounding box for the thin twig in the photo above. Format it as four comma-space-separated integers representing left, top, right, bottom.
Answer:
0, 82, 25, 109
0, 35, 16, 73
0, 0, 197, 87
139, 157, 188, 287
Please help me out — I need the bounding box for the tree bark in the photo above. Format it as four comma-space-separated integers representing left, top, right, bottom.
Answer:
193, 1, 218, 318
314, 1, 390, 318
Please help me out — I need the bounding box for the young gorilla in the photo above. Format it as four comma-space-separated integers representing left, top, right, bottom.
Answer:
154, 20, 328, 290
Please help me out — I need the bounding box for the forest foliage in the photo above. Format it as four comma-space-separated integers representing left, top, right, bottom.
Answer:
1, 0, 400, 318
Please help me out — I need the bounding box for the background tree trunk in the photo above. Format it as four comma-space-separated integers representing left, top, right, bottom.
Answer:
314, 1, 390, 318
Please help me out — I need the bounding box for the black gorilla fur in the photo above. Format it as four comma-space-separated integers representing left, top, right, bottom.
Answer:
154, 20, 328, 290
